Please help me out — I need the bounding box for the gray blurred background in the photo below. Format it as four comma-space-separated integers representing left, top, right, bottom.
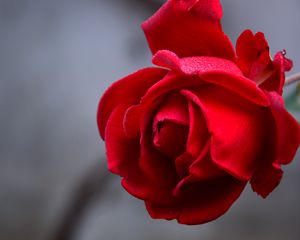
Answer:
0, 0, 300, 240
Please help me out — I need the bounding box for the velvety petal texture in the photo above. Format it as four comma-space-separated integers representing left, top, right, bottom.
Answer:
236, 30, 271, 80
142, 0, 235, 60
146, 176, 247, 225
97, 0, 300, 226
181, 87, 267, 181
236, 30, 293, 95
98, 67, 167, 139
260, 52, 293, 95
152, 50, 269, 106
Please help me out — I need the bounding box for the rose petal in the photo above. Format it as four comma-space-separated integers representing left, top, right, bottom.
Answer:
236, 30, 293, 95
152, 93, 189, 159
189, 142, 225, 181
177, 177, 246, 224
98, 67, 167, 139
123, 104, 145, 138
153, 93, 189, 125
153, 50, 242, 75
151, 52, 269, 107
152, 50, 181, 70
122, 178, 175, 206
260, 52, 293, 95
268, 92, 300, 165
145, 201, 179, 221
146, 176, 246, 225
142, 0, 235, 60
105, 103, 176, 205
175, 152, 194, 178
104, 103, 140, 177
250, 162, 283, 198
173, 142, 211, 197
201, 73, 270, 106
124, 91, 189, 139
153, 120, 189, 159
185, 100, 209, 157
123, 73, 187, 140
139, 110, 179, 186
173, 141, 225, 196
181, 87, 266, 181
250, 91, 299, 198
236, 30, 271, 79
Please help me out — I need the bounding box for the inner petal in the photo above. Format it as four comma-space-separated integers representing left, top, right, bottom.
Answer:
181, 85, 266, 181
186, 99, 210, 157
153, 120, 189, 159
153, 92, 189, 125
152, 93, 189, 159
174, 101, 211, 179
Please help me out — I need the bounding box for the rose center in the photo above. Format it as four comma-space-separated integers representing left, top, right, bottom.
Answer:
152, 119, 189, 159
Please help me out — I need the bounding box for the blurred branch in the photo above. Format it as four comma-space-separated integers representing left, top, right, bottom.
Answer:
49, 159, 111, 240
285, 72, 300, 86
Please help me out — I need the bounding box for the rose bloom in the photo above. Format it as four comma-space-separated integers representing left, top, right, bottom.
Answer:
97, 0, 300, 224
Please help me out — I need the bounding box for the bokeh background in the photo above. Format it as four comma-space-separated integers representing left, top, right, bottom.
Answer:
1, 0, 300, 240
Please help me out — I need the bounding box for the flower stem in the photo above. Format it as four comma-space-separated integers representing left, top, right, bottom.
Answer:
285, 72, 300, 86
49, 160, 110, 240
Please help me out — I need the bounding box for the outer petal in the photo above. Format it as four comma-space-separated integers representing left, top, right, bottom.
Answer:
153, 50, 242, 75
250, 163, 283, 198
142, 0, 235, 60
97, 67, 167, 139
105, 103, 176, 205
146, 176, 246, 225
268, 92, 300, 165
151, 51, 269, 107
122, 177, 175, 206
250, 92, 300, 197
236, 30, 293, 95
260, 52, 293, 95
104, 103, 140, 176
124, 92, 189, 184
181, 87, 267, 181
236, 30, 271, 79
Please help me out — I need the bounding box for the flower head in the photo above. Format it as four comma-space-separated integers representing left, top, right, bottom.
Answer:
97, 0, 300, 224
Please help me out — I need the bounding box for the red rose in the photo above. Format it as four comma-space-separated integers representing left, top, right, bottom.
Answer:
97, 0, 300, 224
